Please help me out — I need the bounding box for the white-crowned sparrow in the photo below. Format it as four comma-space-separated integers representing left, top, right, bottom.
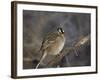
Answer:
35, 27, 65, 68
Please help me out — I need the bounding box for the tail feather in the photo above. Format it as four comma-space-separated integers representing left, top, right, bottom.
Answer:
35, 52, 47, 69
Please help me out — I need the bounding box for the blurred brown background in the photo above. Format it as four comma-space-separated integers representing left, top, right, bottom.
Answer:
23, 10, 90, 69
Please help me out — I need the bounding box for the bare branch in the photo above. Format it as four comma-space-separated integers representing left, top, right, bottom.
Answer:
46, 35, 90, 67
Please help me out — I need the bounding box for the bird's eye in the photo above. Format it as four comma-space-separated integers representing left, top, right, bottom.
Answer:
60, 28, 64, 33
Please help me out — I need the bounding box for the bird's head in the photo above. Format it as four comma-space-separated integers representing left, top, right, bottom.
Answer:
57, 27, 64, 34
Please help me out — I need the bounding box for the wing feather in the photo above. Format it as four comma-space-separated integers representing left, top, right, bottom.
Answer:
40, 32, 59, 50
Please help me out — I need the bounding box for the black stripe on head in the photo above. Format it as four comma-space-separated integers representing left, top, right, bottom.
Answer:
57, 27, 64, 33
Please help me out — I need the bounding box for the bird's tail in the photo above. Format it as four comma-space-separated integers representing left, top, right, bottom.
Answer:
35, 51, 47, 69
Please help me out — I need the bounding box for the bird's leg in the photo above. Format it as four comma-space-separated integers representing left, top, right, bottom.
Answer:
74, 48, 79, 56
35, 52, 47, 69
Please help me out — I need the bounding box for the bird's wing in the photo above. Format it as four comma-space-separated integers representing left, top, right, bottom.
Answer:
40, 32, 59, 50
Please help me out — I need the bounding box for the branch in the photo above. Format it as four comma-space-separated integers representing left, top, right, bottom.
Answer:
46, 35, 90, 67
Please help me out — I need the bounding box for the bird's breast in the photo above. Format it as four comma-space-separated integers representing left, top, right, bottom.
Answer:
46, 35, 65, 55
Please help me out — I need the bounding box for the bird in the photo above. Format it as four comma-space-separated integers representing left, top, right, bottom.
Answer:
35, 27, 65, 68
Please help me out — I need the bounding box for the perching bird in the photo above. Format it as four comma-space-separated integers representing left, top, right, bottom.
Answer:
35, 27, 65, 68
